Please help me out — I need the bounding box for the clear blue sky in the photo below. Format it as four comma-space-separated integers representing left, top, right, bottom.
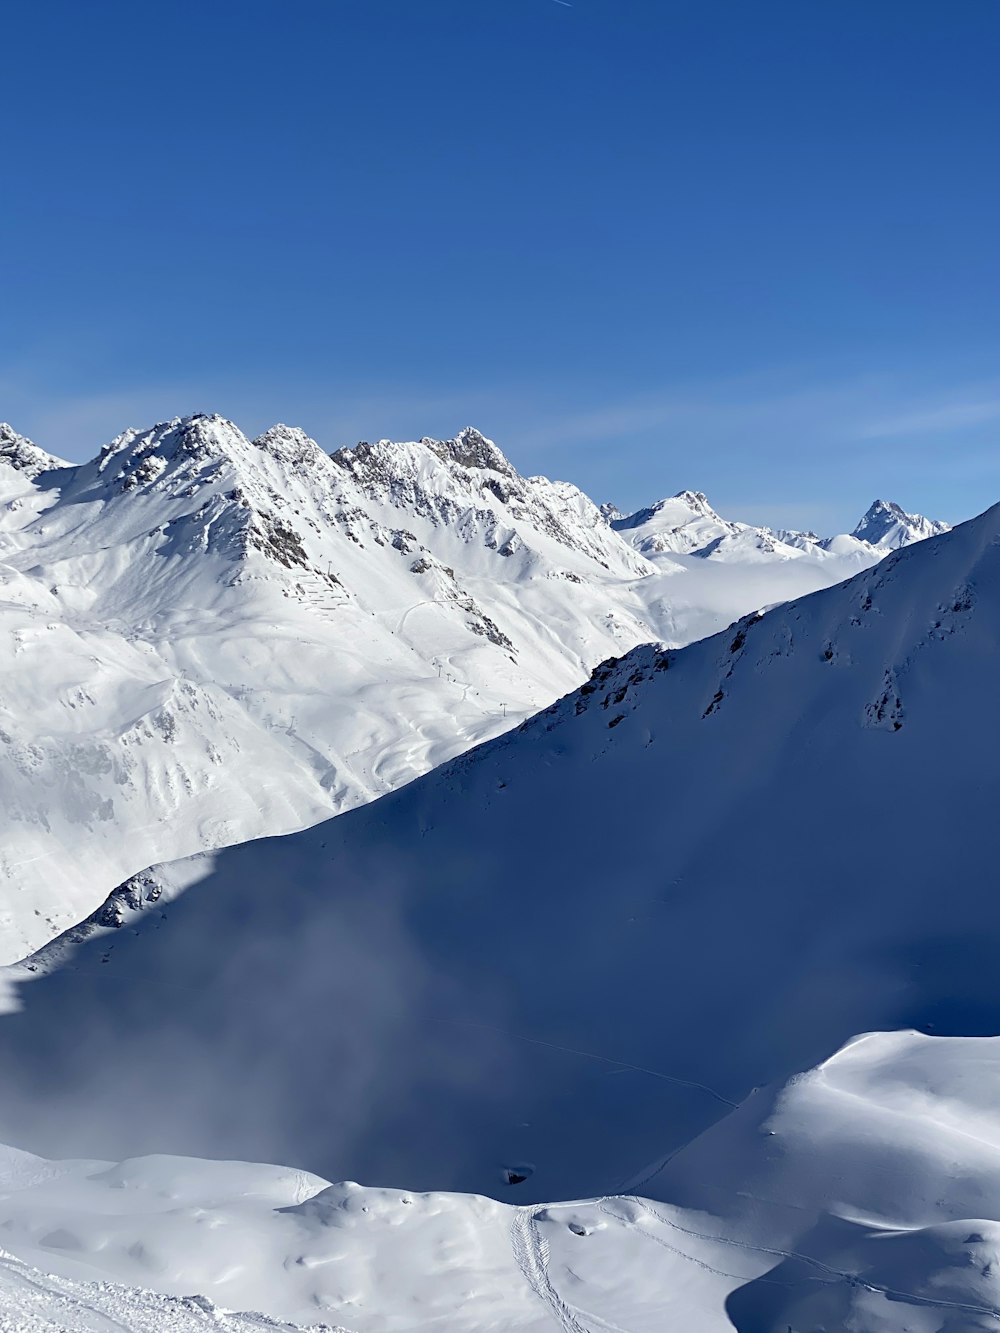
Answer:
3, 0, 998, 530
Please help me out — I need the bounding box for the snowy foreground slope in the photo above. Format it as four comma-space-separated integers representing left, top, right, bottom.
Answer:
0, 415, 936, 961
0, 505, 998, 1328
4, 1029, 1000, 1333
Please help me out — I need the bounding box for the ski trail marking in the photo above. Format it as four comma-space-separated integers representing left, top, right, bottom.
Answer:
509, 1206, 594, 1333
435, 1017, 739, 1108
603, 1196, 1000, 1321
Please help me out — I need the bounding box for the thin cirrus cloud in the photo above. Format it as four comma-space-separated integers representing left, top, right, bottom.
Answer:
855, 397, 1000, 440
5, 363, 1000, 531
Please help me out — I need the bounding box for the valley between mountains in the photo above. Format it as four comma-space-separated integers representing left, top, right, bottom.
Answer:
2, 414, 989, 1332
0, 415, 920, 963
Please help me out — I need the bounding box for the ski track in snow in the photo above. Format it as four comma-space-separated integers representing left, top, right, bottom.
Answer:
434, 1018, 741, 1109
509, 1206, 597, 1333
0, 1247, 353, 1333
1, 419, 986, 1330
603, 1196, 1000, 1323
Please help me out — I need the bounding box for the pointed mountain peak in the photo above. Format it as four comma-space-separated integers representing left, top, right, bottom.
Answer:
613, 489, 724, 534
0, 422, 68, 477
852, 498, 950, 549
858, 497, 906, 525
92, 415, 330, 497
423, 427, 514, 476
672, 489, 715, 510
252, 424, 328, 470
88, 415, 252, 494
332, 428, 515, 482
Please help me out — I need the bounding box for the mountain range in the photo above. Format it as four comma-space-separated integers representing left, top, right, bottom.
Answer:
0, 414, 945, 962
0, 483, 993, 1330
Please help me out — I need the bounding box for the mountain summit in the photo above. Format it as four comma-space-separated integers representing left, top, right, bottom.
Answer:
0, 413, 953, 960
852, 496, 951, 548
0, 422, 67, 484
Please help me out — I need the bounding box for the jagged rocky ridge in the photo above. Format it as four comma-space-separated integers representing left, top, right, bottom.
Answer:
0, 414, 946, 960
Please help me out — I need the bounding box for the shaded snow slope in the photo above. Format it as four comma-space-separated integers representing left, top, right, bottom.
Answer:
3, 1031, 1000, 1330
0, 415, 658, 961
0, 506, 995, 1211
0, 413, 931, 961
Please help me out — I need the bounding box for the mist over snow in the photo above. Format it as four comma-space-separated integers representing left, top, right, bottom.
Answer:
0, 413, 935, 963
5, 0, 1000, 1321
0, 487, 997, 1329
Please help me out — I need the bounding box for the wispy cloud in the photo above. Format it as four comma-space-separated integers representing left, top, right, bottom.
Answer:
4, 359, 1000, 533
856, 398, 1000, 440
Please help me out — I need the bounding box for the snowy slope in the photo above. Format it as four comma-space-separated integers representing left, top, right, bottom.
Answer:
0, 504, 995, 1199
0, 504, 997, 1329
0, 415, 663, 961
1, 1023, 1000, 1327
605, 485, 949, 649
0, 413, 941, 962
3, 1028, 1000, 1331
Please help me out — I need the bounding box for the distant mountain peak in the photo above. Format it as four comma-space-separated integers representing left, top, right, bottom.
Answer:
329, 429, 650, 577
673, 488, 714, 510
334, 428, 516, 480
852, 498, 950, 549
0, 423, 67, 478
424, 426, 514, 476
251, 423, 328, 470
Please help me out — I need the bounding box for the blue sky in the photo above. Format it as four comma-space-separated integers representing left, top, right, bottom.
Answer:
3, 0, 998, 530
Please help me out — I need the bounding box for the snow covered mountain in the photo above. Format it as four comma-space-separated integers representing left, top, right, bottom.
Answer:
851, 495, 951, 549
0, 415, 660, 960
0, 498, 995, 1329
0, 422, 67, 484
612, 486, 949, 562
0, 501, 992, 1179
612, 489, 753, 557
0, 414, 947, 962
2, 1031, 999, 1330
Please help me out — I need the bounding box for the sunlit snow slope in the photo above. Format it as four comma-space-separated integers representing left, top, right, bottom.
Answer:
0, 414, 654, 962
0, 503, 993, 1206
0, 415, 930, 961
4, 1028, 1000, 1331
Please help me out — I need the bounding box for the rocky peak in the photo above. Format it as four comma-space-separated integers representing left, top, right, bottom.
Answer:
671, 490, 720, 516
94, 415, 245, 485
852, 499, 950, 550
252, 424, 330, 471
613, 490, 724, 534
0, 423, 67, 478
331, 429, 516, 484
92, 416, 336, 501
330, 429, 650, 578
424, 427, 515, 477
